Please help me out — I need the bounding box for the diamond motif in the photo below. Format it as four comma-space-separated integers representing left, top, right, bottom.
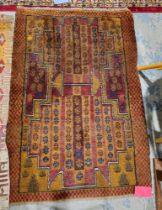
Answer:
0, 60, 5, 73
0, 88, 4, 102
0, 34, 6, 46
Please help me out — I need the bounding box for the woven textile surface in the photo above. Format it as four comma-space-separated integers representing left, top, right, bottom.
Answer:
1, 0, 162, 7
6, 8, 151, 203
0, 0, 53, 6
71, 0, 162, 7
0, 12, 15, 210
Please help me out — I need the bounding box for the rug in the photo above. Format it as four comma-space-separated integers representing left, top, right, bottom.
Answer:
71, 0, 162, 7
0, 0, 53, 6
0, 12, 15, 210
6, 8, 151, 203
1, 0, 161, 7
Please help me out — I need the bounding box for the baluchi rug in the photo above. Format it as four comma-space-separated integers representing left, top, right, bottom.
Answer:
6, 8, 151, 203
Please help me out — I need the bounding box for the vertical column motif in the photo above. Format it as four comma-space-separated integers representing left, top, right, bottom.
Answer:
53, 19, 61, 75
91, 23, 100, 73
43, 31, 54, 64
73, 96, 84, 170
64, 96, 75, 186
65, 19, 73, 74
40, 106, 51, 167
30, 122, 41, 155
83, 96, 95, 185
102, 105, 116, 162
73, 19, 82, 74
94, 97, 105, 167
80, 22, 89, 74
51, 97, 61, 170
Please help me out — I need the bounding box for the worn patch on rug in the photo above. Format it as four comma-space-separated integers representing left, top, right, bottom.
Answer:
6, 8, 151, 202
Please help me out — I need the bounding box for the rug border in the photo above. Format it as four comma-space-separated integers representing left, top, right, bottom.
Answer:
1, 6, 162, 12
